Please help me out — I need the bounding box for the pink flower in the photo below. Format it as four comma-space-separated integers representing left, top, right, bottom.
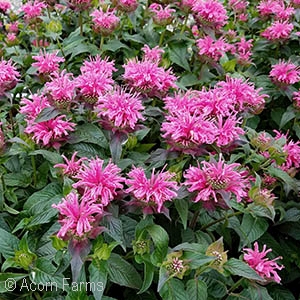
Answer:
274, 131, 300, 171
293, 90, 300, 109
216, 76, 268, 114
5, 33, 17, 45
114, 0, 139, 12
91, 8, 120, 36
45, 70, 75, 107
161, 111, 217, 152
67, 0, 91, 11
54, 152, 87, 177
142, 44, 164, 63
7, 22, 19, 33
96, 87, 145, 132
235, 37, 253, 65
180, 0, 196, 12
270, 60, 300, 87
273, 4, 294, 21
184, 156, 248, 208
76, 56, 116, 104
215, 115, 244, 147
25, 115, 76, 148
0, 59, 20, 95
123, 57, 177, 97
243, 242, 284, 283
20, 93, 50, 121
32, 50, 65, 75
196, 36, 230, 62
73, 158, 124, 205
149, 3, 175, 26
0, 1, 10, 13
258, 0, 282, 17
125, 166, 178, 214
192, 0, 228, 30
22, 0, 47, 20
261, 21, 294, 41
52, 191, 103, 239
228, 0, 248, 13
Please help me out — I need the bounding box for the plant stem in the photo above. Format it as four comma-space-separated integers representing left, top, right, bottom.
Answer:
159, 30, 166, 47
9, 109, 16, 137
31, 155, 37, 187
200, 211, 243, 231
79, 12, 83, 36
100, 36, 104, 52
180, 14, 188, 35
189, 210, 200, 230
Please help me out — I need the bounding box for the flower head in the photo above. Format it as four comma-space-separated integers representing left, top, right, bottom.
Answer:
261, 21, 294, 41
0, 1, 11, 13
73, 158, 124, 205
91, 8, 120, 36
32, 50, 65, 75
184, 156, 249, 209
293, 90, 300, 109
142, 44, 164, 63
25, 115, 76, 149
270, 60, 300, 87
45, 70, 75, 108
67, 0, 91, 11
125, 166, 178, 214
0, 59, 20, 95
197, 36, 230, 62
243, 242, 284, 283
20, 93, 51, 122
22, 0, 47, 20
235, 37, 253, 65
192, 0, 228, 30
114, 0, 139, 12
54, 152, 87, 177
52, 191, 103, 239
123, 57, 177, 97
149, 3, 175, 25
96, 87, 144, 132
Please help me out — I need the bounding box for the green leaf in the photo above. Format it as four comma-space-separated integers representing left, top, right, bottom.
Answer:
123, 33, 146, 44
0, 273, 27, 293
107, 253, 142, 289
224, 258, 265, 282
68, 123, 108, 148
104, 216, 125, 250
267, 166, 299, 194
3, 171, 32, 187
182, 252, 214, 269
269, 286, 296, 300
69, 143, 106, 159
174, 199, 188, 230
35, 107, 60, 123
186, 279, 207, 300
24, 183, 63, 218
247, 203, 275, 221
168, 43, 190, 71
89, 261, 107, 300
145, 224, 169, 265
30, 149, 63, 165
239, 214, 268, 249
0, 228, 20, 259
246, 285, 273, 300
102, 40, 129, 52
280, 106, 296, 129
160, 278, 187, 300
138, 261, 154, 294
179, 74, 201, 87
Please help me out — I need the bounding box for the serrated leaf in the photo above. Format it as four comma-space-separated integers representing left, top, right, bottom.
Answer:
107, 253, 142, 289
0, 228, 20, 259
168, 43, 190, 71
68, 124, 108, 148
160, 278, 187, 300
138, 261, 154, 294
239, 214, 268, 249
174, 199, 188, 230
224, 258, 265, 282
30, 149, 63, 165
35, 107, 60, 123
102, 40, 129, 52
89, 261, 107, 300
186, 279, 207, 300
3, 171, 32, 187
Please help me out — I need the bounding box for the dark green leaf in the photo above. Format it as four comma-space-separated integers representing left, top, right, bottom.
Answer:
30, 149, 63, 165
160, 278, 187, 300
174, 199, 188, 230
168, 43, 190, 71
35, 107, 60, 123
89, 261, 107, 300
107, 253, 142, 289
138, 261, 154, 294
224, 258, 265, 282
0, 273, 27, 293
186, 279, 207, 300
0, 228, 20, 259
102, 40, 129, 52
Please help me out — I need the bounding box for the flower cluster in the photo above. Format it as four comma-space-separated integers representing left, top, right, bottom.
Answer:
91, 8, 120, 36
149, 3, 175, 26
184, 156, 249, 209
270, 60, 300, 87
21, 0, 47, 20
243, 242, 284, 283
0, 59, 20, 95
